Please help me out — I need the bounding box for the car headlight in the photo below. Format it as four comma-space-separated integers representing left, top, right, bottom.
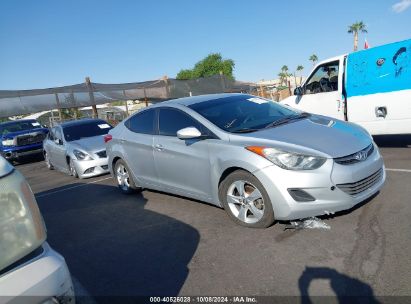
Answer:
246, 146, 327, 170
0, 170, 47, 271
2, 139, 14, 146
73, 149, 93, 161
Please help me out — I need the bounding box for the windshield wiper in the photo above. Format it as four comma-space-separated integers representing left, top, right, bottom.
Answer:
231, 128, 260, 133
264, 112, 311, 129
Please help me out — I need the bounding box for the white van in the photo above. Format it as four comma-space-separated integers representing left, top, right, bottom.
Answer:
281, 38, 411, 135
0, 157, 75, 304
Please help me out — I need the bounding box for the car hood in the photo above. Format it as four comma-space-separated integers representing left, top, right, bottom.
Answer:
1, 128, 48, 140
69, 135, 106, 154
234, 115, 372, 158
0, 156, 14, 178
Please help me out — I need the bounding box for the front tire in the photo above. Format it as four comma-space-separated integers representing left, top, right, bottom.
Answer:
114, 159, 141, 194
69, 158, 78, 178
219, 170, 275, 228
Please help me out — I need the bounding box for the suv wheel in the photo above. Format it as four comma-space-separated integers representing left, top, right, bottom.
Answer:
219, 170, 275, 228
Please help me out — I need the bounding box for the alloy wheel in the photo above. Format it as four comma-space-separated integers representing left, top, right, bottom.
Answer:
116, 163, 131, 191
226, 180, 265, 224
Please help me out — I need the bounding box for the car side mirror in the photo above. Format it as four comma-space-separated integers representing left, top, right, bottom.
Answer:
54, 138, 63, 145
177, 127, 202, 140
294, 86, 303, 96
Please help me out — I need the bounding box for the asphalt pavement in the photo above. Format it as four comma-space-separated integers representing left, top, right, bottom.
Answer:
16, 136, 411, 302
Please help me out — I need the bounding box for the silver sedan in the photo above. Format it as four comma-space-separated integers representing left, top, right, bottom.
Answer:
43, 119, 112, 178
106, 94, 385, 228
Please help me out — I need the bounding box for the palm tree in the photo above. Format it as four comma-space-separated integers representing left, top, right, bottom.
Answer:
348, 21, 368, 51
278, 72, 287, 86
296, 65, 304, 85
279, 65, 291, 86
309, 54, 318, 66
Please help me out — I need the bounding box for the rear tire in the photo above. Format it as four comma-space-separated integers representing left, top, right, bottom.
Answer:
219, 170, 275, 228
114, 159, 141, 194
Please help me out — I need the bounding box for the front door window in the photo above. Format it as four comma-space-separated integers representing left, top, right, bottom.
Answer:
304, 61, 339, 94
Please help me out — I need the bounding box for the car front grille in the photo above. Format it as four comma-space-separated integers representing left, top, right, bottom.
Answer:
336, 168, 383, 196
96, 150, 107, 158
334, 144, 374, 165
16, 133, 45, 146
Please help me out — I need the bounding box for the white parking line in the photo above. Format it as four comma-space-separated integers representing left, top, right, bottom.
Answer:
386, 168, 411, 173
35, 176, 112, 198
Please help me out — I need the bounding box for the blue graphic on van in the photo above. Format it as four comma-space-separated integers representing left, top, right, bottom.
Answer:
346, 38, 411, 98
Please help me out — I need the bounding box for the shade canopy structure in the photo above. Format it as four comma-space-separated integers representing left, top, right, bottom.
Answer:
0, 75, 254, 118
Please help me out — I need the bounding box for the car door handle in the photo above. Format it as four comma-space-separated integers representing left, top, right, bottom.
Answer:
154, 144, 164, 151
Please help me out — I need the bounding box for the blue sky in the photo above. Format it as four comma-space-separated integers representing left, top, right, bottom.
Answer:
0, 0, 410, 90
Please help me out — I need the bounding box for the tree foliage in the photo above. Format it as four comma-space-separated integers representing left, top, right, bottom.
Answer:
176, 53, 235, 80
309, 54, 318, 66
281, 65, 289, 73
347, 21, 367, 34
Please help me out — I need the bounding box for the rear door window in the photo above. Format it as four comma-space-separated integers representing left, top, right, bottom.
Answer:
126, 109, 155, 135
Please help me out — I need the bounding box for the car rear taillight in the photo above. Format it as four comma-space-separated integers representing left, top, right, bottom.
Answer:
104, 134, 113, 143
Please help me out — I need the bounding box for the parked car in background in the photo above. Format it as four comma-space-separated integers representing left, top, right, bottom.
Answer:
0, 156, 75, 303
43, 118, 112, 178
106, 93, 385, 228
0, 119, 48, 162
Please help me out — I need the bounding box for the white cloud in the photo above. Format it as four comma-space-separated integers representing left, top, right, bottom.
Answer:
392, 0, 411, 13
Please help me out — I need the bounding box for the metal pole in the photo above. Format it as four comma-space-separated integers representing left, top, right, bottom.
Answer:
143, 88, 148, 107
163, 75, 170, 99
85, 77, 98, 118
122, 90, 129, 117
219, 71, 226, 92
54, 93, 62, 121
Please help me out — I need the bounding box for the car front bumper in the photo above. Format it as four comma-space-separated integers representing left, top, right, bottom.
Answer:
1, 144, 43, 160
0, 242, 75, 304
73, 157, 109, 179
253, 144, 386, 220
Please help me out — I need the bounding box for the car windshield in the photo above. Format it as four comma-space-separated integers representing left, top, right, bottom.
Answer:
0, 120, 41, 136
63, 121, 113, 142
188, 95, 299, 133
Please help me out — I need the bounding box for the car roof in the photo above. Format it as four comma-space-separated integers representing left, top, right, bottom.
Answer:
0, 119, 37, 126
153, 93, 246, 107
58, 118, 107, 128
